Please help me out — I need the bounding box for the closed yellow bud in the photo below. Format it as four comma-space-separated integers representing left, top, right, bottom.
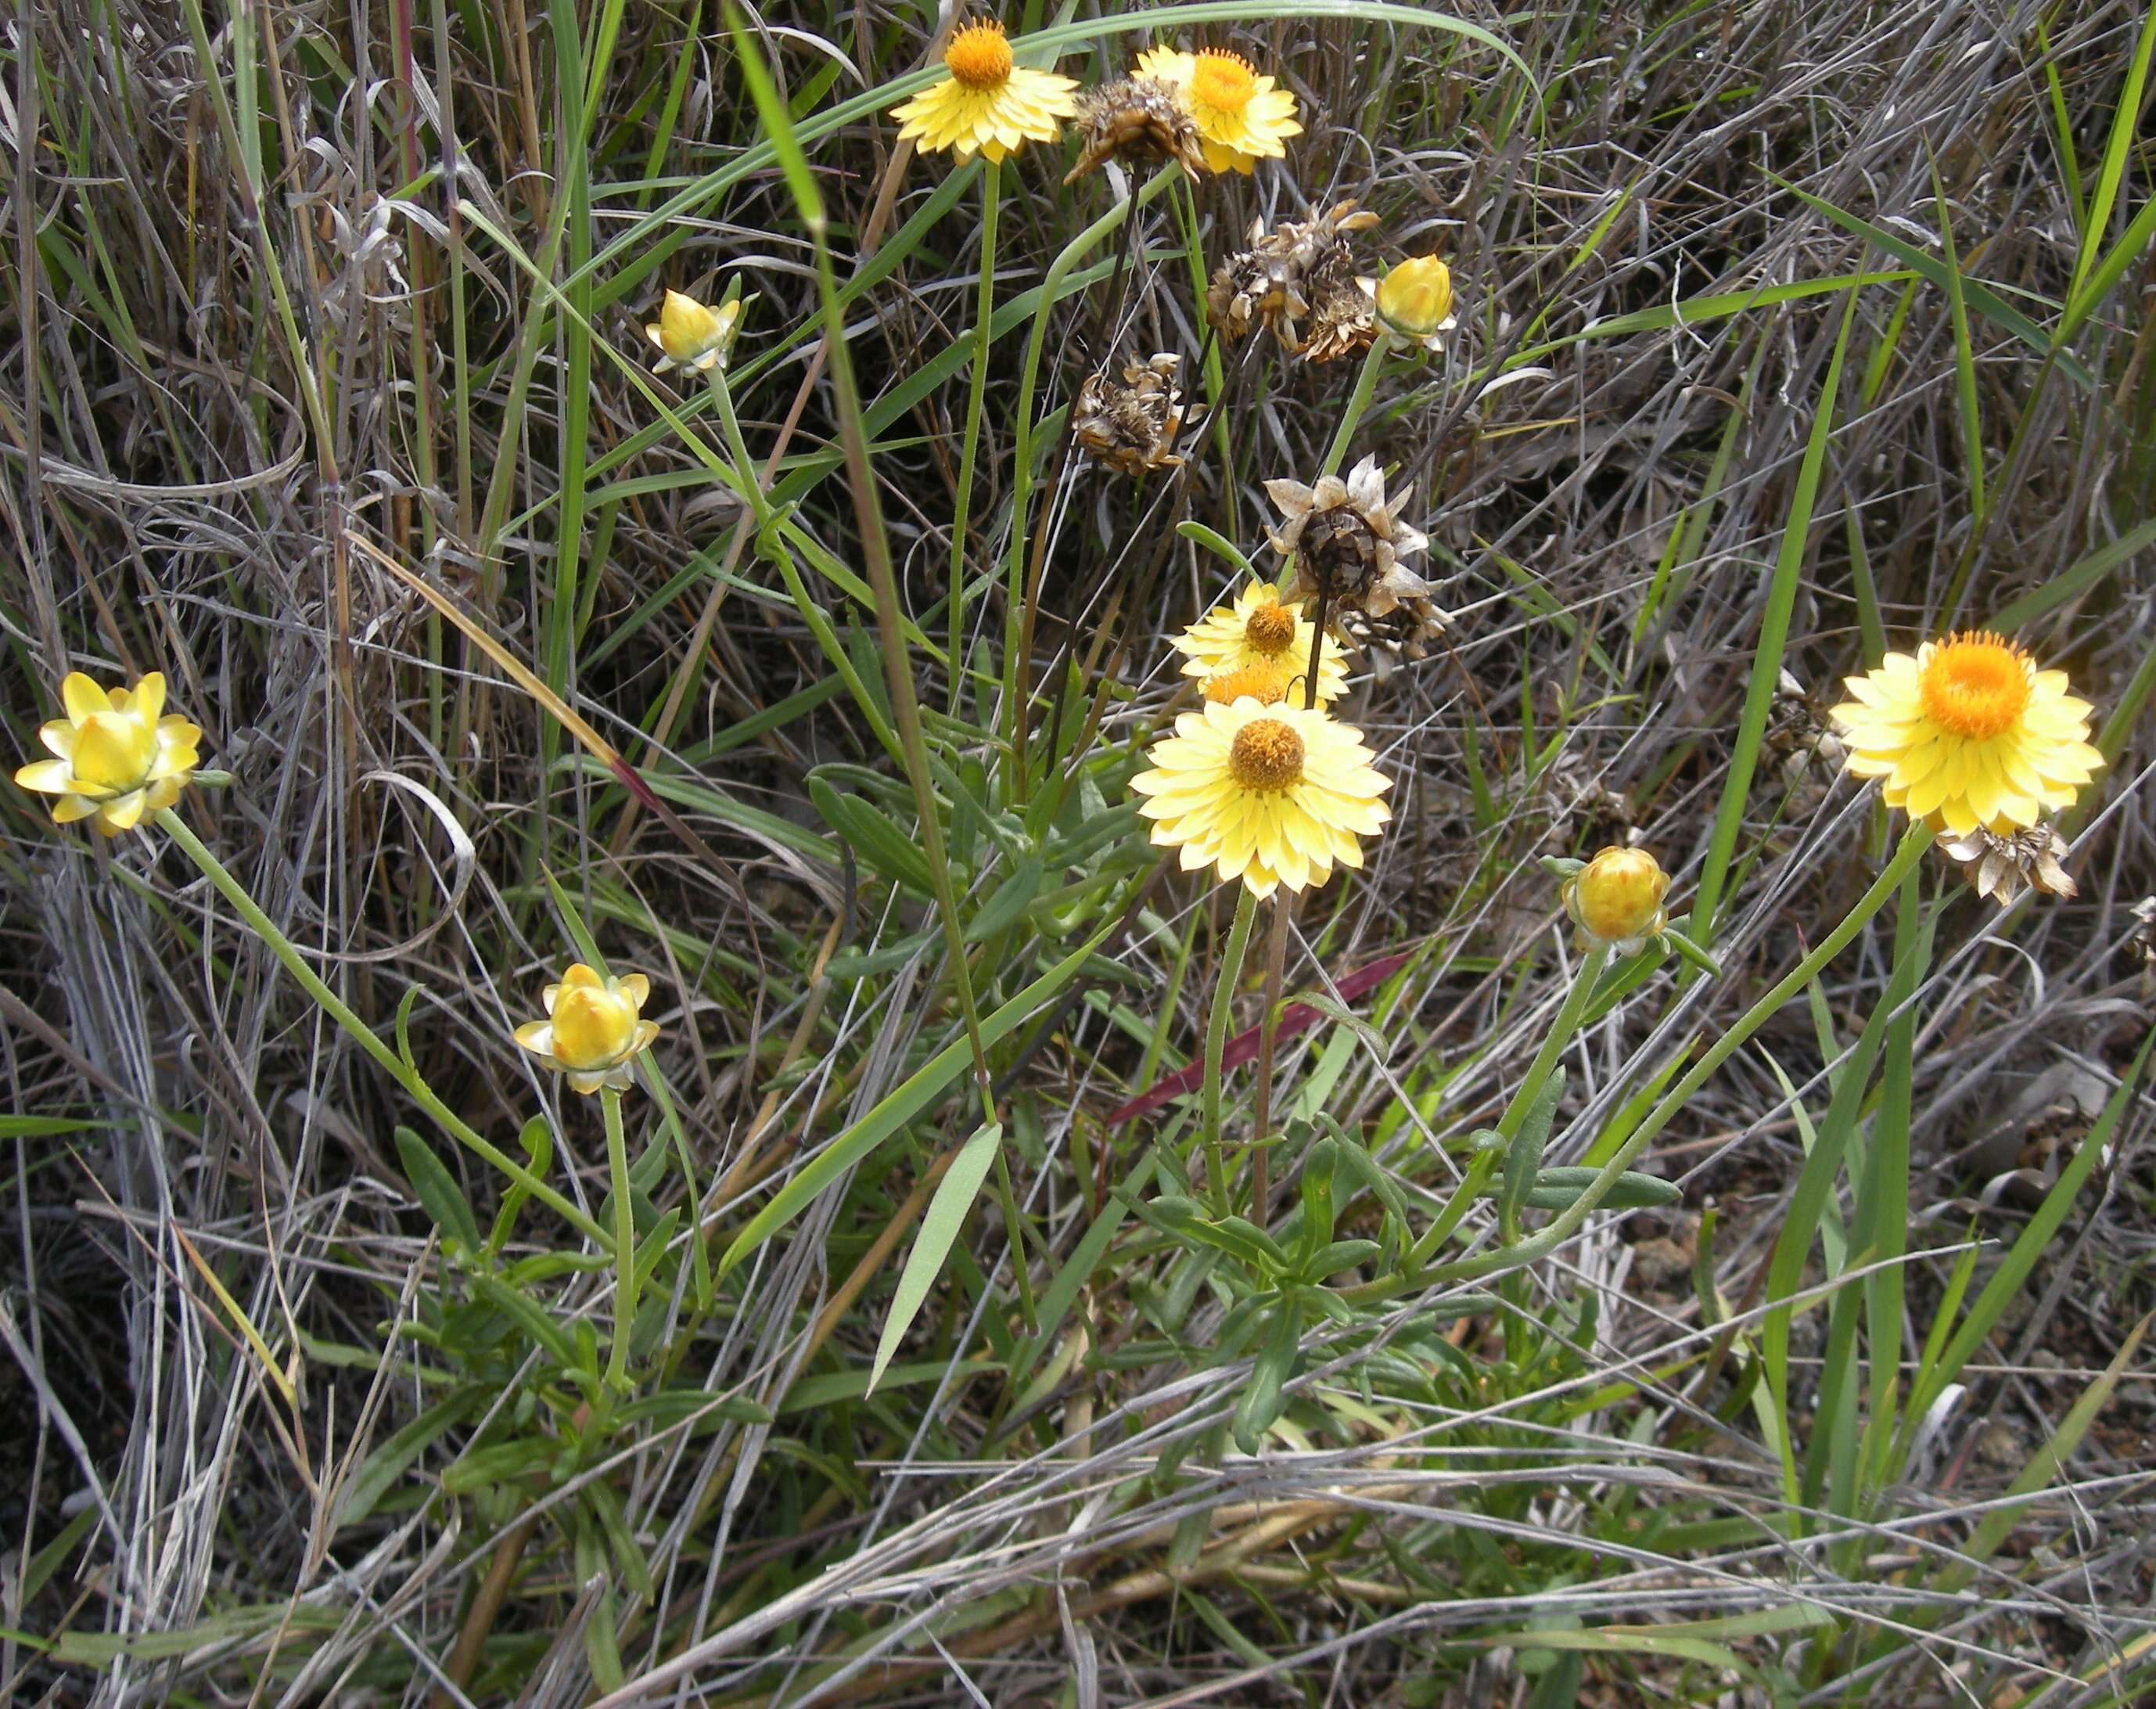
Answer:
514, 963, 661, 1095
1374, 256, 1454, 341
645, 289, 746, 373
1562, 847, 1670, 950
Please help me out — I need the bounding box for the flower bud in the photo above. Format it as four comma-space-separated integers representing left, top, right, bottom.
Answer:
515, 964, 660, 1095
1562, 847, 1670, 950
1374, 256, 1454, 340
645, 289, 748, 374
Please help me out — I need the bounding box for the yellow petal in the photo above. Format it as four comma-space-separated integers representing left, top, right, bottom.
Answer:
14, 759, 72, 794
98, 790, 148, 833
61, 673, 108, 722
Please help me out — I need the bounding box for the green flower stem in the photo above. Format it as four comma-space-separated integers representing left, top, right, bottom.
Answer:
1318, 333, 1392, 480
1201, 887, 1260, 1217
157, 808, 612, 1250
1246, 894, 1293, 1222
1000, 168, 1179, 783
991, 1141, 1037, 1336
1406, 944, 1608, 1270
1368, 822, 1935, 1301
950, 157, 1000, 719
707, 366, 774, 529
601, 1087, 638, 1393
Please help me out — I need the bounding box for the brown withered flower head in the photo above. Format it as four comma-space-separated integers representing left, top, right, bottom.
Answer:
1939, 822, 2078, 909
1064, 77, 1208, 184
1299, 278, 1379, 364
1206, 199, 1379, 360
1266, 455, 1443, 646
1073, 353, 1185, 476
2128, 897, 2156, 966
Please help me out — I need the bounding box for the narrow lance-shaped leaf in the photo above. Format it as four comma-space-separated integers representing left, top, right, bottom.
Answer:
869, 1122, 1003, 1396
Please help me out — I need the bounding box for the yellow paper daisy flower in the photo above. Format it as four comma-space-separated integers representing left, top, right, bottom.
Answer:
15, 671, 201, 836
1134, 45, 1301, 174
514, 964, 661, 1095
1828, 631, 2104, 835
1131, 698, 1390, 899
1173, 582, 1349, 707
891, 19, 1078, 164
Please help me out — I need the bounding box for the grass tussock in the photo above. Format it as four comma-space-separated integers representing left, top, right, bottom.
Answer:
5, 1, 2156, 1704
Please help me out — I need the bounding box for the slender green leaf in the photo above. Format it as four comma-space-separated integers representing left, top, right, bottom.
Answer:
868, 1121, 1003, 1395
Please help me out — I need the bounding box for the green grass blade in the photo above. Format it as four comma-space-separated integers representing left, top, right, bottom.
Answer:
1690, 287, 1857, 944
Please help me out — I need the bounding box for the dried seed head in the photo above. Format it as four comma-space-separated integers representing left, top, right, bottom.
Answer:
1265, 455, 1443, 646
1298, 276, 1379, 365
1073, 353, 1185, 477
1064, 77, 1208, 184
1938, 823, 2078, 908
2128, 898, 2156, 965
1206, 199, 1379, 358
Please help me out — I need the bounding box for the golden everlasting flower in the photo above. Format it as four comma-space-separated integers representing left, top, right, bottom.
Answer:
1372, 255, 1456, 346
1562, 846, 1670, 953
1131, 698, 1390, 899
1134, 45, 1301, 173
645, 289, 746, 374
1174, 581, 1349, 707
15, 671, 201, 836
515, 964, 660, 1095
1828, 631, 2104, 835
891, 19, 1078, 164
1201, 660, 1293, 706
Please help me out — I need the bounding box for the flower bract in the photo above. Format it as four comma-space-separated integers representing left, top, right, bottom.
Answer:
15, 671, 202, 836
1130, 698, 1390, 899
646, 289, 746, 374
1173, 581, 1349, 706
515, 964, 661, 1095
891, 19, 1078, 164
1561, 846, 1670, 953
1828, 631, 2104, 835
1134, 45, 1301, 173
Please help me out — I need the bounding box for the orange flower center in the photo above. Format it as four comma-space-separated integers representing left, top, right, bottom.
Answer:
1204, 661, 1290, 706
1189, 51, 1257, 112
1227, 717, 1305, 790
1243, 602, 1298, 657
1918, 632, 2031, 740
944, 20, 1013, 88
